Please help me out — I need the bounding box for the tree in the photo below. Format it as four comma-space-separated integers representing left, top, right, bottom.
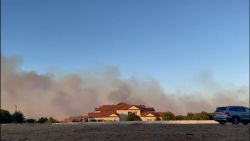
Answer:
175, 115, 184, 120
0, 109, 12, 123
183, 112, 214, 120
195, 112, 210, 120
12, 111, 24, 123
125, 113, 141, 121
48, 117, 58, 123
207, 113, 214, 120
162, 112, 175, 120
26, 118, 37, 123
185, 112, 195, 120
38, 117, 48, 123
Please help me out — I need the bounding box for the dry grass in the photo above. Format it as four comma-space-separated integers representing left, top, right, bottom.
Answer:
1, 122, 249, 141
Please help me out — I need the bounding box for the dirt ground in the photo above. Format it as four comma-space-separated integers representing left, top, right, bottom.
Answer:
1, 122, 249, 141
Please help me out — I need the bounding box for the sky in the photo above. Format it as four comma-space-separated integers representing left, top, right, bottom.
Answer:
1, 0, 249, 92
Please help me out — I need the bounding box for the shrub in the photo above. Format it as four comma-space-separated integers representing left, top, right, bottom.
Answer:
38, 117, 48, 123
207, 113, 214, 120
125, 113, 141, 121
48, 117, 58, 123
162, 112, 175, 120
26, 118, 37, 123
0, 109, 12, 123
185, 112, 195, 120
12, 111, 24, 123
195, 111, 210, 120
184, 112, 214, 120
175, 115, 184, 120
72, 119, 79, 122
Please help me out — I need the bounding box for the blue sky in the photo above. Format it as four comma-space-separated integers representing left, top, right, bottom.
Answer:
2, 0, 249, 92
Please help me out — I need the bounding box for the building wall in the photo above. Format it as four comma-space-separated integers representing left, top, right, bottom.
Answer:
141, 116, 157, 121
116, 109, 141, 116
88, 117, 119, 122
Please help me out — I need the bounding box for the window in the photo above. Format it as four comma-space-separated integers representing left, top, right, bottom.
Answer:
229, 107, 245, 112
229, 107, 238, 112
216, 107, 226, 112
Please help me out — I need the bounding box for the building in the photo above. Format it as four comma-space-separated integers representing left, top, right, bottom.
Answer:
87, 102, 165, 122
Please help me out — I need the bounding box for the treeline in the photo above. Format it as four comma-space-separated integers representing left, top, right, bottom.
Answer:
118, 112, 214, 121
162, 112, 214, 120
0, 109, 59, 124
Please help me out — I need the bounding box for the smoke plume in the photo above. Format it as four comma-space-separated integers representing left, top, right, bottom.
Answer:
1, 55, 249, 120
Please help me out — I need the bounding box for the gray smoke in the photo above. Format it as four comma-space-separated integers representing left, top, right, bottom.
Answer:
1, 55, 249, 120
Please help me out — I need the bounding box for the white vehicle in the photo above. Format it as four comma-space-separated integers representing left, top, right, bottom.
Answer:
214, 106, 250, 125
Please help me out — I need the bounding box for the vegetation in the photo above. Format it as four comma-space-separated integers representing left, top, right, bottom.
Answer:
37, 117, 59, 124
12, 111, 25, 123
0, 109, 12, 123
1, 108, 215, 124
1, 109, 59, 124
48, 117, 59, 123
38, 117, 49, 123
25, 118, 37, 123
184, 112, 214, 120
162, 111, 214, 120
162, 112, 175, 120
125, 113, 142, 121
175, 115, 185, 120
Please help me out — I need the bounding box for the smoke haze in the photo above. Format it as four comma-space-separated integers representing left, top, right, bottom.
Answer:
1, 55, 249, 120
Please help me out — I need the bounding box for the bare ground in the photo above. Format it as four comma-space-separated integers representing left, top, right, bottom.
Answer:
1, 122, 250, 141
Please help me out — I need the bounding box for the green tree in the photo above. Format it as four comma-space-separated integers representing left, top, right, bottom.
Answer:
125, 113, 141, 121
0, 109, 12, 123
175, 115, 184, 120
195, 112, 210, 120
162, 112, 175, 120
25, 118, 37, 123
207, 113, 214, 120
38, 117, 48, 123
184, 112, 213, 120
185, 112, 194, 120
48, 117, 58, 123
12, 111, 25, 123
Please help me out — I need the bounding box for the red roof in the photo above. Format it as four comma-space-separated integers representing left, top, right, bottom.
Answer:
88, 111, 118, 118
116, 102, 133, 110
88, 102, 158, 118
95, 105, 117, 111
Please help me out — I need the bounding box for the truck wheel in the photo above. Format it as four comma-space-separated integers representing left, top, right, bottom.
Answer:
219, 121, 226, 125
242, 122, 248, 125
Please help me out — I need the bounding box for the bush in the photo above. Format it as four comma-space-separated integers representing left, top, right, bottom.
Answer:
175, 115, 184, 120
12, 111, 24, 123
38, 117, 48, 123
0, 109, 12, 123
185, 112, 195, 120
184, 112, 214, 120
26, 118, 37, 123
195, 111, 210, 120
72, 119, 79, 122
207, 113, 214, 120
125, 113, 141, 121
48, 117, 58, 123
162, 112, 175, 120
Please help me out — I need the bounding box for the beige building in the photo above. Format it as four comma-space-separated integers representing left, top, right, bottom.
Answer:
87, 102, 165, 122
